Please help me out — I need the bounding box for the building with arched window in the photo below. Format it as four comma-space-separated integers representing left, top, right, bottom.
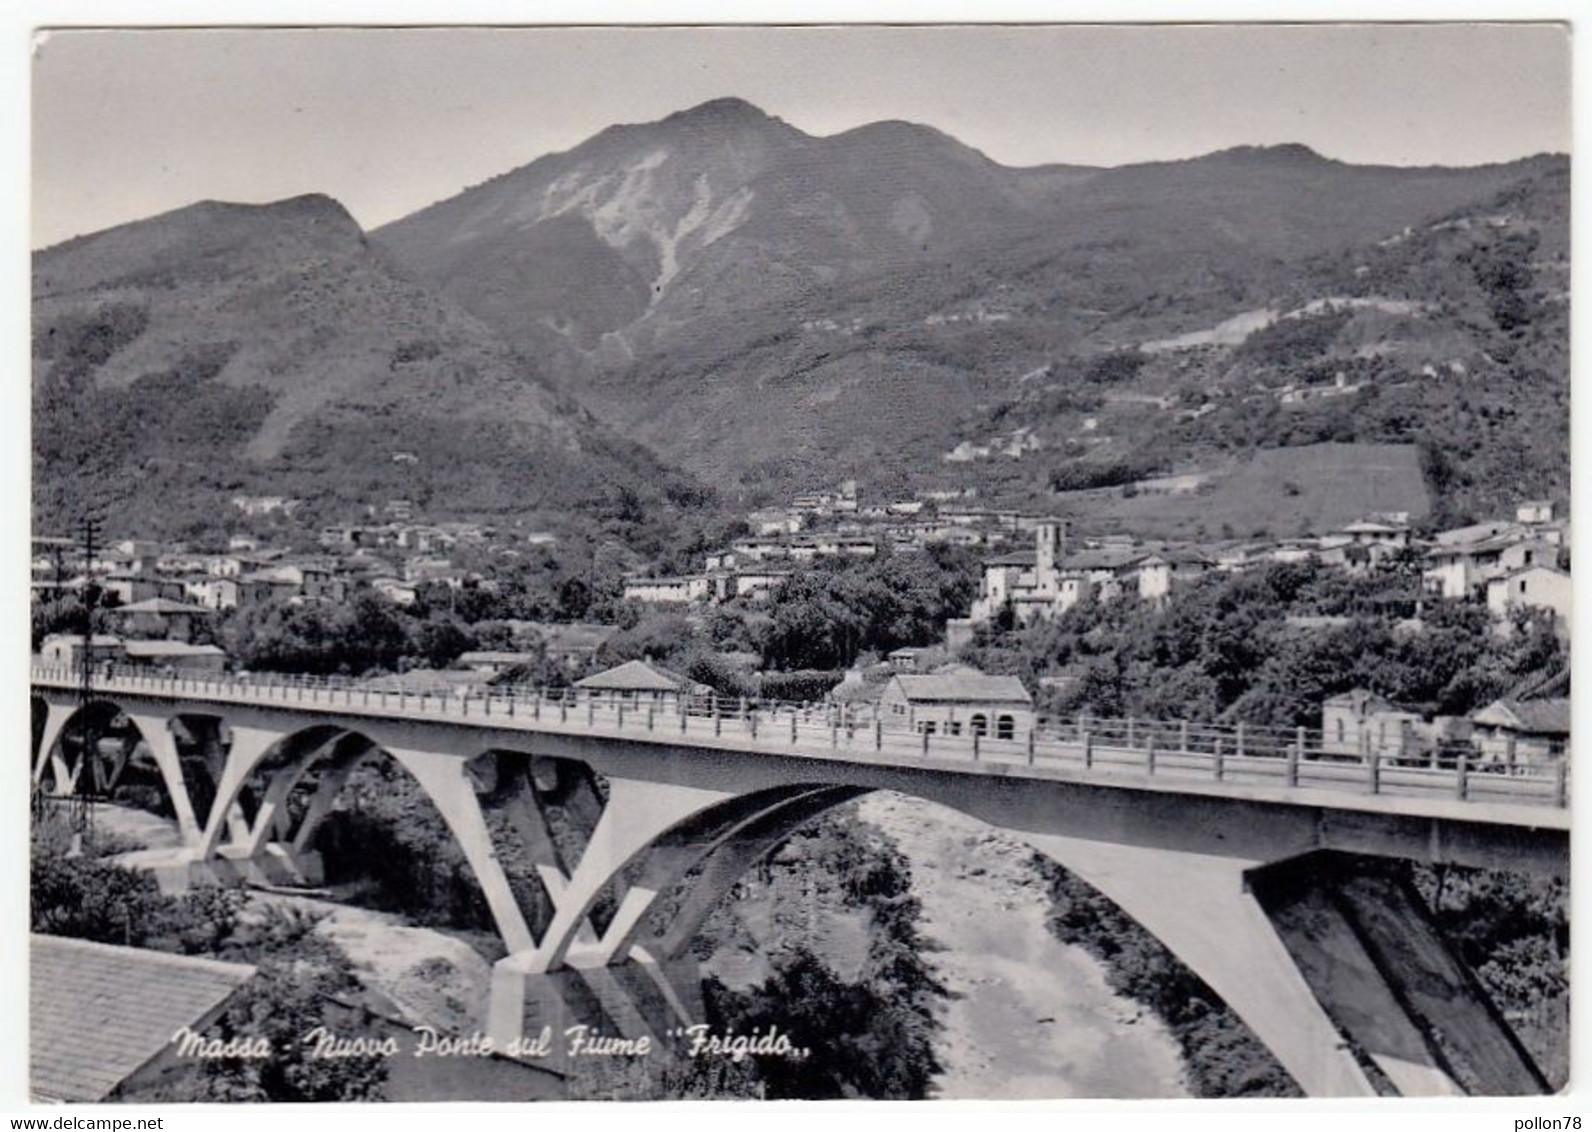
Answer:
877, 670, 1035, 740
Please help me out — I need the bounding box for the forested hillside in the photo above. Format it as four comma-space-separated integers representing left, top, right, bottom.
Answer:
32, 195, 715, 545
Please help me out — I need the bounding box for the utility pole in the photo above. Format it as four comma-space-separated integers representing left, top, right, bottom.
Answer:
71, 515, 104, 828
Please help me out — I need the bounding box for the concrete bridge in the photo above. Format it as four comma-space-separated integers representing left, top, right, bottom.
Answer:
31, 664, 1568, 1097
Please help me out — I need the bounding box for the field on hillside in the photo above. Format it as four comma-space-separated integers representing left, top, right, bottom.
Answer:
1052, 442, 1430, 540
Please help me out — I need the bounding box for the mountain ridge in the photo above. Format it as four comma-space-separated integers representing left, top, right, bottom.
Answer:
32, 192, 710, 542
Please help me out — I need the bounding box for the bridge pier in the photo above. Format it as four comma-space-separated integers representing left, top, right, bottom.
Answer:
123, 710, 204, 846
1023, 833, 1380, 1097
1250, 852, 1549, 1096
156, 843, 327, 893
197, 724, 293, 857
32, 697, 73, 786
487, 955, 707, 1074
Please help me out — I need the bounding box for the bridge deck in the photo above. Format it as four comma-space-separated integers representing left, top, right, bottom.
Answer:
32, 666, 1568, 831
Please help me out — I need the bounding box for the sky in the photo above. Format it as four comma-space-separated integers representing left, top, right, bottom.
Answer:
30, 22, 1572, 248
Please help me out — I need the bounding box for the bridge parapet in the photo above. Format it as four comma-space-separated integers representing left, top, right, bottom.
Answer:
30, 662, 1569, 819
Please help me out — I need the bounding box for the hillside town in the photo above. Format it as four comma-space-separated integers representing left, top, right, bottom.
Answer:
33, 475, 1570, 775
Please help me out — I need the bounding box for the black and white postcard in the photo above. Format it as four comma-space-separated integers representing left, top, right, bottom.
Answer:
21, 18, 1575, 1107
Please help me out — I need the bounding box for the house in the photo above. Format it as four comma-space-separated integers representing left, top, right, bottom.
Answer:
108, 596, 215, 643
878, 671, 1035, 739
1267, 541, 1318, 565
396, 526, 456, 553
236, 571, 299, 608
405, 557, 464, 587
1424, 533, 1515, 600
103, 574, 188, 606
1123, 549, 1211, 602
30, 934, 257, 1103
1517, 500, 1555, 525
39, 633, 126, 670
729, 537, 790, 562
504, 622, 617, 669
457, 650, 544, 677
186, 576, 240, 611
267, 563, 348, 602
370, 576, 419, 606
888, 647, 926, 672
1320, 689, 1423, 759
1486, 565, 1571, 631
122, 640, 228, 675
230, 494, 300, 517
1470, 698, 1569, 764
1431, 520, 1518, 548
575, 659, 708, 704
156, 550, 209, 575
1317, 541, 1375, 573
970, 549, 1037, 622
730, 569, 793, 601
1341, 512, 1412, 542
622, 575, 710, 604
747, 508, 802, 536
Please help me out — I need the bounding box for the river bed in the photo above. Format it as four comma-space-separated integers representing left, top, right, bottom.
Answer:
857, 792, 1190, 1099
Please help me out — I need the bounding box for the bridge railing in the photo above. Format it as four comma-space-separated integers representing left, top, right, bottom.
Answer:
30, 662, 1568, 807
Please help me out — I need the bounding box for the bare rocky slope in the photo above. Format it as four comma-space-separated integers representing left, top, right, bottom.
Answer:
374, 98, 1566, 510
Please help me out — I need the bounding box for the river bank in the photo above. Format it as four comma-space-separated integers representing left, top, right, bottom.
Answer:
857, 792, 1189, 1099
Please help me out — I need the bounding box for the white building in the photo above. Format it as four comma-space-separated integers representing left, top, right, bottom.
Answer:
878, 671, 1034, 739
1486, 565, 1571, 631
622, 575, 710, 604
575, 659, 708, 704
1516, 500, 1556, 525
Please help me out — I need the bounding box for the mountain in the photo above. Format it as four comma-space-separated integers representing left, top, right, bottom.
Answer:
32, 194, 708, 542
375, 98, 1071, 363
373, 99, 1568, 503
940, 160, 1571, 533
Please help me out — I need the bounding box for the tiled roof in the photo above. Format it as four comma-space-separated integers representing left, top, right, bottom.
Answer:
112, 597, 214, 615
1431, 522, 1521, 548
890, 673, 1033, 706
1473, 697, 1570, 736
31, 934, 256, 1102
1060, 548, 1142, 571
576, 659, 697, 692
984, 551, 1036, 567
1427, 533, 1516, 559
122, 640, 226, 658
458, 650, 542, 665
1511, 668, 1569, 702
1324, 688, 1397, 714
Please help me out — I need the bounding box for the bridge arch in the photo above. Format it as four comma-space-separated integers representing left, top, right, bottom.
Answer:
198, 724, 565, 947
34, 698, 243, 847
35, 698, 157, 798
542, 780, 1365, 1096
